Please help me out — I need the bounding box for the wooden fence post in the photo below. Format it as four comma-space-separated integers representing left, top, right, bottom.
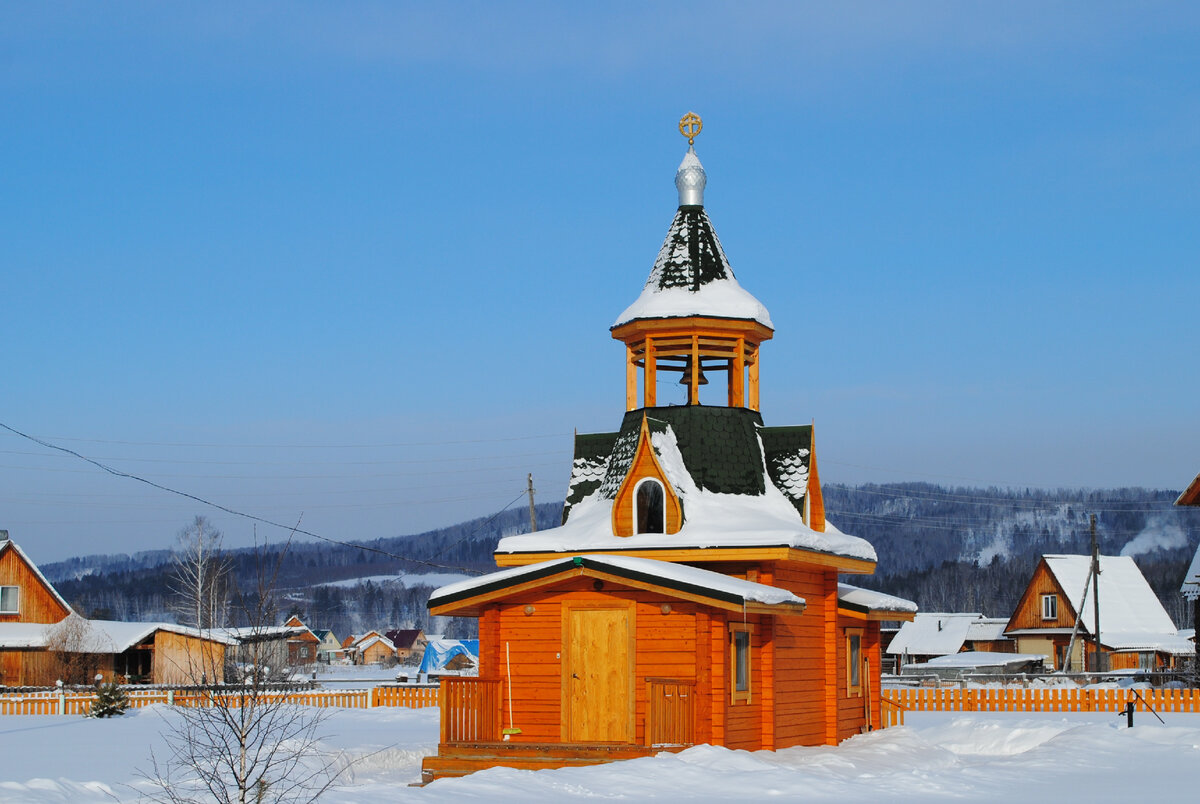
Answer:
167, 689, 175, 707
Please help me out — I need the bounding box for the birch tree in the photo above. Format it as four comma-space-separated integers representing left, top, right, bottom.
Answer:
171, 516, 230, 629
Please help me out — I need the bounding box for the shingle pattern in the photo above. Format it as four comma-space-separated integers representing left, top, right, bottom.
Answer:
760, 426, 814, 516
564, 408, 817, 524
562, 432, 619, 523
644, 206, 735, 293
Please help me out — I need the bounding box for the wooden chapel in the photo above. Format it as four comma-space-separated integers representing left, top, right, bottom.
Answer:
420, 115, 915, 783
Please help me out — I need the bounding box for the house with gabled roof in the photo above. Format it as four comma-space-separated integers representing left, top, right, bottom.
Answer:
385, 628, 427, 663
886, 613, 1013, 667
419, 117, 916, 783
1004, 554, 1193, 671
0, 533, 232, 685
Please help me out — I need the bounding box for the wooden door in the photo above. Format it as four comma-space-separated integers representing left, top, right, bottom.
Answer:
562, 603, 634, 743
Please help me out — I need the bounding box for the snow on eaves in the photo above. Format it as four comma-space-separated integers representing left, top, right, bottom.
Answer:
838, 583, 917, 614
614, 282, 772, 329
500, 424, 875, 563
429, 554, 804, 609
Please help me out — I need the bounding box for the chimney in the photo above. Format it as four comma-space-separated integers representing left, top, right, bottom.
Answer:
0, 530, 8, 542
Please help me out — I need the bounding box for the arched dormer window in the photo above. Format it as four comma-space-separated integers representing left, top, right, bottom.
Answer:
635, 478, 665, 534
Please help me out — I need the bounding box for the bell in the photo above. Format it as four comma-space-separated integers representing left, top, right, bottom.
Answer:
678, 358, 709, 386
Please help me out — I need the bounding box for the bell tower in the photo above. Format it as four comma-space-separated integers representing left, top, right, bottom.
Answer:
611, 113, 774, 411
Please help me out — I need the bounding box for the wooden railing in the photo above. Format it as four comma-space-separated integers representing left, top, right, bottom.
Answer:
883, 687, 1200, 714
646, 678, 695, 747
440, 677, 502, 744
0, 684, 440, 716
881, 696, 906, 728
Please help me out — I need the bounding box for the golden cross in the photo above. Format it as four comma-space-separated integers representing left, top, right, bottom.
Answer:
679, 112, 702, 145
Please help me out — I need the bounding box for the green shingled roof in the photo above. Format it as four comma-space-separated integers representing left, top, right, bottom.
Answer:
563, 407, 816, 526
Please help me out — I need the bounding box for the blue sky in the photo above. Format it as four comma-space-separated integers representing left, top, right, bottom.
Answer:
3, 3, 1199, 563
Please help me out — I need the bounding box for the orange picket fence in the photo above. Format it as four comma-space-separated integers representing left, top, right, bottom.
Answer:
0, 684, 440, 716
882, 686, 1200, 715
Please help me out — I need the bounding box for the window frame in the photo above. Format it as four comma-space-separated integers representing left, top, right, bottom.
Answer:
633, 477, 666, 535
845, 627, 864, 697
0, 586, 18, 615
728, 622, 753, 704
1041, 593, 1058, 621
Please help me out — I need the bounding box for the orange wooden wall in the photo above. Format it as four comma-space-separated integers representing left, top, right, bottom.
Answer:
483, 580, 703, 745
769, 562, 836, 747
1008, 561, 1074, 631
0, 548, 70, 624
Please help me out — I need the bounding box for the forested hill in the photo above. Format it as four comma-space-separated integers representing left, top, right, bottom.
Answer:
44, 485, 1200, 637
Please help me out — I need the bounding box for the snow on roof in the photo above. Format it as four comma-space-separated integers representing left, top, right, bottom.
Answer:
965, 618, 1010, 642
1101, 632, 1195, 655
498, 425, 875, 563
907, 651, 1049, 670
217, 625, 308, 642
886, 613, 984, 657
1043, 555, 1179, 643
612, 191, 772, 329
837, 584, 917, 614
355, 634, 396, 653
1180, 542, 1200, 600
430, 554, 805, 609
0, 618, 235, 650
614, 281, 773, 329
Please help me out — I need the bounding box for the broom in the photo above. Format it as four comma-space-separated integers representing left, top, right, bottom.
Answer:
502, 642, 522, 739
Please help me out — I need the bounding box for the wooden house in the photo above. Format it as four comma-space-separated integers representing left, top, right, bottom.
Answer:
283, 616, 321, 665
355, 633, 397, 666
0, 536, 231, 685
420, 120, 916, 783
1003, 554, 1193, 671
1175, 477, 1200, 652
312, 628, 343, 662
385, 628, 427, 663
887, 613, 1013, 668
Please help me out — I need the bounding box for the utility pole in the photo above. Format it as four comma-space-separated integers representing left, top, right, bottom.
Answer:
1090, 514, 1103, 672
527, 473, 538, 533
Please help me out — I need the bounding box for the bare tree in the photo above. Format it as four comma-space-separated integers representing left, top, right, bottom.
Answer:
142, 530, 348, 804
171, 516, 230, 629
45, 613, 104, 685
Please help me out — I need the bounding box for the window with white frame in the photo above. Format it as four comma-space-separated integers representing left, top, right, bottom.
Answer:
635, 478, 666, 534
0, 586, 18, 614
1041, 593, 1057, 620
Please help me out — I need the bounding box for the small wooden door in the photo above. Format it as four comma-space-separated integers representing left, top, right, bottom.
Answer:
562, 603, 634, 743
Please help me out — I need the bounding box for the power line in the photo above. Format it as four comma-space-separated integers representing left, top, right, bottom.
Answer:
0, 420, 524, 575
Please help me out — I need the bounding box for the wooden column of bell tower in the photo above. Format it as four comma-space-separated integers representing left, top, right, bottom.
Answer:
612, 316, 773, 411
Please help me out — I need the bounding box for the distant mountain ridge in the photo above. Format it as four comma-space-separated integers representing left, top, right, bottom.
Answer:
44, 485, 1200, 636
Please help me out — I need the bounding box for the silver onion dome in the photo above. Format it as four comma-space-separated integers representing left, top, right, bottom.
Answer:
675, 146, 707, 207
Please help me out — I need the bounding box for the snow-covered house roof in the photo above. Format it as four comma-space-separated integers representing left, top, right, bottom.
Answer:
965, 617, 1010, 643
613, 148, 771, 330
355, 633, 396, 654
216, 625, 308, 643
501, 407, 874, 564
0, 617, 236, 651
430, 555, 806, 617
885, 613, 984, 657
1034, 555, 1183, 652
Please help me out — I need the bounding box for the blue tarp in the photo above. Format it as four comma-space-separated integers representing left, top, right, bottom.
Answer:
419, 638, 479, 673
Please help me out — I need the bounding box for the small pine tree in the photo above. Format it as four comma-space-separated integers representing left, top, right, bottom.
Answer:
88, 680, 129, 718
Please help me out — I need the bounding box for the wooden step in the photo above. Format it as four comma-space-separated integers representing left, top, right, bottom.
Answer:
419, 741, 689, 785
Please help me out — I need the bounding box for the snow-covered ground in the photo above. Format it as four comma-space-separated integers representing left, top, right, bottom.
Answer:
1, 706, 1197, 802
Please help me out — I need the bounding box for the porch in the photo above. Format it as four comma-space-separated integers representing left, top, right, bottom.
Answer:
420, 676, 696, 783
